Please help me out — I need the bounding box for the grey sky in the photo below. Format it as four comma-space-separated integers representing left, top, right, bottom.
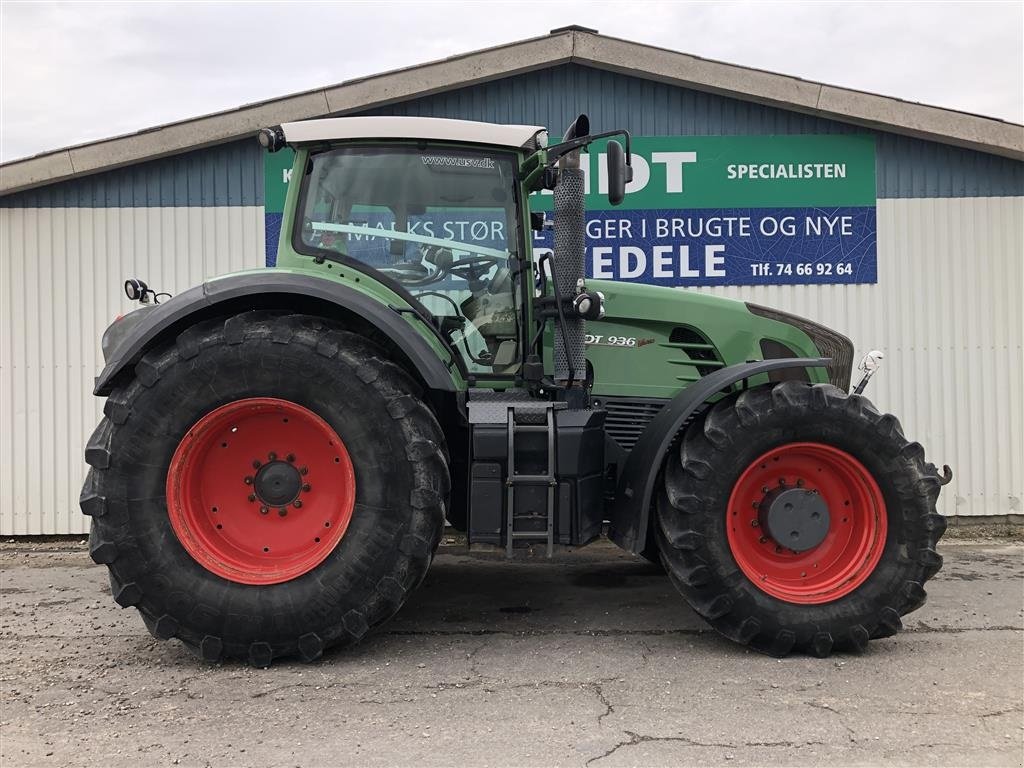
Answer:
1, 0, 1022, 163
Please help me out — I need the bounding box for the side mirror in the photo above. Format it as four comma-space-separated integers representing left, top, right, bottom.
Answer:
606, 140, 632, 206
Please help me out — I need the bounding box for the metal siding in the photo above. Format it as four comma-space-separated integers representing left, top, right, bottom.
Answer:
0, 140, 264, 209
696, 196, 1023, 520
0, 205, 265, 535
0, 63, 1022, 534
360, 64, 1024, 199
2, 198, 1018, 532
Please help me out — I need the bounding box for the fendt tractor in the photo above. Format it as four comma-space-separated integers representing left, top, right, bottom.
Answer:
82, 115, 949, 666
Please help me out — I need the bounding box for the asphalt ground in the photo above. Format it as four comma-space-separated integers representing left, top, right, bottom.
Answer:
1, 537, 1022, 768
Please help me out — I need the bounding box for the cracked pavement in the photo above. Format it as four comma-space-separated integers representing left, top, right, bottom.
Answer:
1, 538, 1022, 767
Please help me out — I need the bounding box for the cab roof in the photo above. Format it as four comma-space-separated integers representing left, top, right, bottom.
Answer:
280, 116, 547, 150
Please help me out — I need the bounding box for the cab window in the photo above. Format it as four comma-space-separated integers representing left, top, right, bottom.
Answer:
297, 146, 522, 376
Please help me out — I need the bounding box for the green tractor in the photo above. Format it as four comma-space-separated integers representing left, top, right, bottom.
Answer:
82, 115, 948, 666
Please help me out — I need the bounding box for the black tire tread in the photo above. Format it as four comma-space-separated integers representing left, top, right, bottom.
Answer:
657, 380, 946, 657
82, 311, 449, 666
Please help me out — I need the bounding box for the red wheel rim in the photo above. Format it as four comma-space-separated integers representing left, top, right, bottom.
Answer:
726, 442, 887, 604
166, 398, 356, 585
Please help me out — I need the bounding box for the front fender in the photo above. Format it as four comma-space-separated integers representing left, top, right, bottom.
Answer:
608, 357, 830, 554
94, 272, 461, 396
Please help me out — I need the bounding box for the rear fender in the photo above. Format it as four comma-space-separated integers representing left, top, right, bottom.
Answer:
607, 358, 830, 554
94, 272, 461, 397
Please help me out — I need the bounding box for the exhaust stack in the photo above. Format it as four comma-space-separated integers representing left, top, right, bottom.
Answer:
552, 115, 589, 395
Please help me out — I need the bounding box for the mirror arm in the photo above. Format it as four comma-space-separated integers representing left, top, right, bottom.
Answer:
543, 129, 632, 166
521, 129, 633, 191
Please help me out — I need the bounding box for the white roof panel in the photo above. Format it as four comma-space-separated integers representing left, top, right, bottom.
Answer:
280, 116, 546, 149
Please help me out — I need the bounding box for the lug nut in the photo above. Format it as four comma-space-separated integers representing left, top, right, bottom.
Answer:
751, 501, 759, 509
761, 486, 769, 494
775, 545, 783, 554
759, 536, 768, 544
259, 506, 269, 515
244, 476, 254, 485
252, 460, 261, 469
286, 454, 296, 463
293, 500, 303, 509
278, 508, 288, 517
778, 478, 786, 487
300, 466, 309, 476
248, 494, 256, 502
750, 519, 759, 528
268, 452, 277, 461
302, 483, 311, 493
796, 479, 805, 487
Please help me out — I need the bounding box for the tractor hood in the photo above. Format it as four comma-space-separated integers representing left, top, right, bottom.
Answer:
585, 280, 851, 399
593, 279, 748, 323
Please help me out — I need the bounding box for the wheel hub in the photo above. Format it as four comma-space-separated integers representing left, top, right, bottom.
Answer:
761, 487, 830, 552
726, 442, 887, 604
166, 397, 356, 585
254, 461, 302, 507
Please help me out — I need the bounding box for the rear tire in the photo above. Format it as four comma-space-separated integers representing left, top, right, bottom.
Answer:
81, 312, 449, 666
656, 381, 946, 657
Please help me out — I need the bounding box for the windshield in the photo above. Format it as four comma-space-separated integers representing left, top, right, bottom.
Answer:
297, 146, 522, 376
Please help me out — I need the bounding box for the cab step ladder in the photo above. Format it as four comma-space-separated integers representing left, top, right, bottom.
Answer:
505, 406, 556, 558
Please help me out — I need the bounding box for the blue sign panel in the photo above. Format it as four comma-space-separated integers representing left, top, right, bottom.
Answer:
530, 206, 877, 286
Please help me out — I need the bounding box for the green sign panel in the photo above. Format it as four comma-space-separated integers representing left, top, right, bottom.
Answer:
264, 148, 294, 214
530, 134, 876, 210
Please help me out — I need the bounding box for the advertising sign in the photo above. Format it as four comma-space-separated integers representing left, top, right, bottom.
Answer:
264, 149, 293, 266
264, 134, 877, 285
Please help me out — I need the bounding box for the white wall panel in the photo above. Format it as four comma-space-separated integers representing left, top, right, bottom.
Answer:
0, 197, 1020, 533
697, 196, 1023, 520
0, 206, 265, 535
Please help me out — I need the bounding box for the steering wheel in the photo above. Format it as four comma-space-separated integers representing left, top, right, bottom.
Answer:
448, 254, 504, 291
448, 253, 500, 273
379, 250, 508, 294
377, 260, 434, 285
378, 245, 455, 287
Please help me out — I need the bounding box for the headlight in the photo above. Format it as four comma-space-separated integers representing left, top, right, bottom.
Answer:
746, 303, 854, 391
257, 127, 284, 153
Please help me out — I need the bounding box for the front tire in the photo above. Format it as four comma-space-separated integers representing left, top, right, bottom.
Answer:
81, 312, 449, 666
656, 381, 947, 657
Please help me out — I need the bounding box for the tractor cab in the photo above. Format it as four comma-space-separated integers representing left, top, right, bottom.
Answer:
265, 117, 554, 382
294, 139, 525, 375
263, 115, 632, 384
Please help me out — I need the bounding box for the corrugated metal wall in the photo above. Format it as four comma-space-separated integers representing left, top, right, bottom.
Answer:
1, 140, 264, 208
362, 64, 1024, 199
0, 206, 265, 534
0, 63, 1021, 533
